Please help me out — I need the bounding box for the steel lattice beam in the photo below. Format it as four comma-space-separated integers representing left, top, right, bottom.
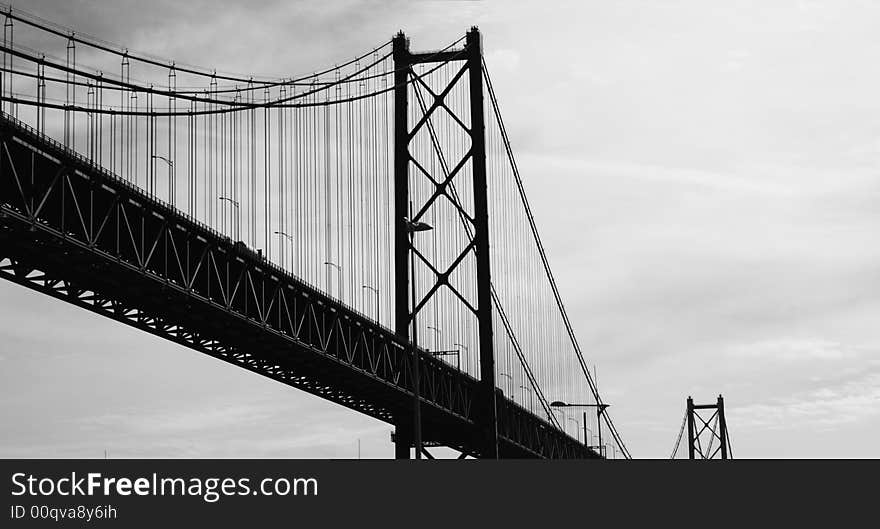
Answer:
0, 111, 597, 459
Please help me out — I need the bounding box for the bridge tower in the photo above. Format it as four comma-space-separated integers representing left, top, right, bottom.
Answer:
392, 28, 499, 459
686, 395, 732, 459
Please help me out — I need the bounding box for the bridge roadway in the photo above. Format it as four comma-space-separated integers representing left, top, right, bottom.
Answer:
0, 113, 598, 459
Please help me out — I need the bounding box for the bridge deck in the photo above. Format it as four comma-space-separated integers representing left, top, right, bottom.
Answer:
0, 112, 597, 459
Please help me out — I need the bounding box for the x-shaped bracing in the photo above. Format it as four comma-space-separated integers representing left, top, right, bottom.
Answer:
404, 61, 481, 324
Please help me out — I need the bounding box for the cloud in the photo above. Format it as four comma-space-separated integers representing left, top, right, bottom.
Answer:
725, 339, 861, 362
731, 370, 880, 430
79, 404, 279, 435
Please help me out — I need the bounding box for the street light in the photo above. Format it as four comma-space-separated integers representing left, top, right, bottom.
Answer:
218, 196, 241, 239
550, 401, 611, 457
274, 231, 293, 269
151, 155, 173, 203
519, 384, 534, 409
584, 426, 594, 447
361, 285, 380, 322
323, 261, 343, 299
453, 343, 468, 372
404, 217, 433, 232
426, 325, 442, 352
498, 372, 513, 397
404, 211, 432, 460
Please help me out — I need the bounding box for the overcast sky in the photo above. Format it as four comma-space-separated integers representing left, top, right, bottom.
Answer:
2, 0, 879, 458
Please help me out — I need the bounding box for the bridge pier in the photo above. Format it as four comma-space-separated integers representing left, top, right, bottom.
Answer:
393, 423, 412, 459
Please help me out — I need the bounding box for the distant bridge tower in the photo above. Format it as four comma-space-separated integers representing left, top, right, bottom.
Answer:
686, 395, 732, 459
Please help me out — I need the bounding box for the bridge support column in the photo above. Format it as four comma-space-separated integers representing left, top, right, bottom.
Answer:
392, 32, 411, 345
393, 424, 412, 460
392, 32, 425, 461
392, 28, 499, 459
466, 27, 499, 460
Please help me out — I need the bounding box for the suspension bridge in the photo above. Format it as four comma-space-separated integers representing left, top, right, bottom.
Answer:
0, 6, 630, 459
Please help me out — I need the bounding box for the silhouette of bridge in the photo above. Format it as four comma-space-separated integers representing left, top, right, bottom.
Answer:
0, 6, 629, 459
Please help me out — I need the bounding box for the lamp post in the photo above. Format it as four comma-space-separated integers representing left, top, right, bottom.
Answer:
274, 231, 293, 269
151, 155, 173, 204
519, 384, 534, 409
426, 325, 442, 353
218, 196, 240, 239
550, 401, 611, 458
405, 213, 432, 459
498, 372, 513, 397
323, 261, 343, 299
452, 343, 468, 372
361, 285, 380, 323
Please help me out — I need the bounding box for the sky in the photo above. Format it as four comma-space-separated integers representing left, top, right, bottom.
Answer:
2, 0, 880, 458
